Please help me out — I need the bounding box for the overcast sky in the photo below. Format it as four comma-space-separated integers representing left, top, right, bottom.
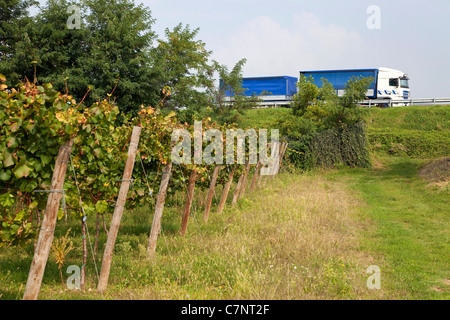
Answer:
139, 0, 450, 98
35, 0, 450, 98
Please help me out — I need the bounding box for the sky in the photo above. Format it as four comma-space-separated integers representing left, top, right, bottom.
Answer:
34, 0, 450, 98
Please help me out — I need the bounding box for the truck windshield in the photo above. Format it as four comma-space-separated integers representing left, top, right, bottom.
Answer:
400, 79, 409, 88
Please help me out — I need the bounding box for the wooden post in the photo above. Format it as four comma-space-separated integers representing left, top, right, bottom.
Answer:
238, 161, 251, 199
204, 165, 220, 222
232, 172, 244, 206
23, 138, 74, 300
269, 142, 282, 181
257, 165, 264, 187
217, 165, 235, 214
179, 169, 197, 237
97, 126, 141, 293
250, 161, 261, 191
147, 162, 172, 254
278, 142, 289, 172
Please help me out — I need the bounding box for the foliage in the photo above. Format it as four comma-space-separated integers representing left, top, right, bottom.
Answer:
0, 0, 38, 86
0, 75, 254, 246
0, 76, 80, 246
1, 0, 158, 114
291, 74, 372, 129
280, 75, 373, 170
79, 0, 157, 114
368, 129, 450, 158
51, 227, 74, 285
151, 23, 213, 121
208, 59, 259, 124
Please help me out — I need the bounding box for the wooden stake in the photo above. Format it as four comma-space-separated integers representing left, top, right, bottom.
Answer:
23, 138, 74, 300
232, 172, 244, 206
147, 162, 172, 254
179, 169, 197, 237
250, 161, 261, 191
97, 126, 141, 293
204, 165, 220, 222
217, 165, 235, 214
238, 161, 251, 199
257, 165, 264, 187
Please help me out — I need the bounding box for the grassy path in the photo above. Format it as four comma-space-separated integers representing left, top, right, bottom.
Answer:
328, 158, 449, 299
1, 158, 447, 300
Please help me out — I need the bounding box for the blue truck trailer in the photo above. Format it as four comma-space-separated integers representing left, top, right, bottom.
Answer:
300, 67, 410, 104
224, 75, 298, 107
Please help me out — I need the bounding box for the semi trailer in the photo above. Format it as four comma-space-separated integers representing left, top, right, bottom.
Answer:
300, 67, 410, 106
224, 75, 298, 107
224, 67, 410, 107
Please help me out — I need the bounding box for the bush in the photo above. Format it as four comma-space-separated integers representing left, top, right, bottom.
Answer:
287, 122, 370, 170
282, 75, 373, 170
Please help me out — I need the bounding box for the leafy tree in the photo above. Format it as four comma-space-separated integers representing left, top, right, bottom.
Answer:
31, 0, 87, 92
285, 75, 373, 170
151, 23, 214, 121
79, 0, 157, 113
1, 0, 158, 114
291, 74, 373, 129
209, 58, 258, 124
325, 75, 373, 128
0, 0, 38, 86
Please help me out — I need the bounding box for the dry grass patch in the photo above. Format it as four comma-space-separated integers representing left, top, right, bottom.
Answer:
124, 172, 386, 300
418, 157, 449, 190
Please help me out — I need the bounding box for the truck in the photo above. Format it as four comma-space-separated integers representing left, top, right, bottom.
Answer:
299, 67, 410, 106
224, 75, 298, 107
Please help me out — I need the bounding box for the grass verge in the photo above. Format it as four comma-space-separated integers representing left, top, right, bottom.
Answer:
326, 156, 449, 299
0, 173, 382, 300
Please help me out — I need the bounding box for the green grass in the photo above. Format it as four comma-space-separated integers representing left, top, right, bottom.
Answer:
237, 104, 450, 158
1, 105, 448, 300
0, 173, 385, 300
326, 157, 449, 299
236, 107, 291, 129
365, 105, 450, 131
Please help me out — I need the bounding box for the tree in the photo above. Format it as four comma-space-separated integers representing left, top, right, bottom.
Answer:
0, 0, 38, 86
79, 0, 157, 113
150, 23, 214, 122
1, 0, 158, 114
32, 0, 87, 91
208, 58, 258, 124
291, 74, 373, 128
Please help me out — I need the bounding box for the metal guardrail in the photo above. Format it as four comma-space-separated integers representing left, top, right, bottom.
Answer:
360, 98, 450, 107
249, 98, 450, 108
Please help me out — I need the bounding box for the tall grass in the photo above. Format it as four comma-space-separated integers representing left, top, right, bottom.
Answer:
0, 173, 383, 300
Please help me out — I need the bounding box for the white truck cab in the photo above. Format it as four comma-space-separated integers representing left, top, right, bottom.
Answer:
376, 67, 410, 105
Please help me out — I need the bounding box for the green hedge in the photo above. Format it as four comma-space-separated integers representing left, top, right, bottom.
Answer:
287, 122, 371, 170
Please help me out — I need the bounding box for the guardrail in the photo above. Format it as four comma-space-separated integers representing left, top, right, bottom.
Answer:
245, 97, 450, 109
359, 98, 450, 107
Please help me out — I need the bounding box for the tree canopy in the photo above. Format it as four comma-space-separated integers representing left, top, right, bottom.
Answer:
0, 0, 252, 124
